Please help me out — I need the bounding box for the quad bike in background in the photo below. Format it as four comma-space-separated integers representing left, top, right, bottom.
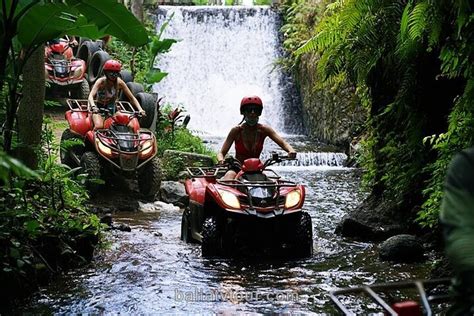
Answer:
181, 153, 313, 257
44, 38, 89, 99
330, 278, 456, 315
60, 99, 161, 199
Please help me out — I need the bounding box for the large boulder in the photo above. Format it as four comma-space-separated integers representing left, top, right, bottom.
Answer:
160, 181, 188, 208
379, 234, 425, 263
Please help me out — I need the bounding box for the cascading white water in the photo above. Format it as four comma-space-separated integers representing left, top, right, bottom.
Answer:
154, 6, 288, 136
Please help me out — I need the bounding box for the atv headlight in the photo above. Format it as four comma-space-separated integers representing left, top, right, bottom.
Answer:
219, 190, 241, 209
140, 140, 154, 157
96, 139, 112, 155
73, 66, 82, 78
285, 190, 301, 209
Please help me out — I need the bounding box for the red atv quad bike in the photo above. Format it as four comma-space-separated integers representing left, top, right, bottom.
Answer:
44, 38, 89, 99
181, 153, 313, 257
60, 99, 161, 198
330, 278, 455, 315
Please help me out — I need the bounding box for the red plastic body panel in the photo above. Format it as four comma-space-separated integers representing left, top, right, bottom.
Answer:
391, 301, 422, 316
185, 178, 209, 205
65, 110, 93, 137
241, 158, 264, 172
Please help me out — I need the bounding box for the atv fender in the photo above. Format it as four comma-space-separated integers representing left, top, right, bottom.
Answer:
184, 178, 207, 205
65, 110, 92, 137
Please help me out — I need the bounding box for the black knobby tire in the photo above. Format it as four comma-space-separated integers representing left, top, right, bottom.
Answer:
120, 82, 144, 102
80, 151, 103, 195
60, 129, 84, 168
120, 70, 134, 83
181, 208, 192, 242
77, 40, 101, 64
202, 217, 220, 257
73, 79, 90, 99
88, 50, 110, 84
136, 92, 157, 129
294, 212, 313, 257
138, 156, 161, 200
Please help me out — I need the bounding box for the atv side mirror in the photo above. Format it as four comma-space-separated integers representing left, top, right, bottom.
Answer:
271, 152, 279, 160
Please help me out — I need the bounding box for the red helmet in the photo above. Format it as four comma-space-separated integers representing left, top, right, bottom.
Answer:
103, 59, 122, 72
240, 95, 263, 115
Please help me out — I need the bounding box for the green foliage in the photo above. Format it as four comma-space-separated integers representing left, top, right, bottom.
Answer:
282, 0, 474, 228
156, 105, 215, 157
107, 16, 177, 89
0, 122, 103, 290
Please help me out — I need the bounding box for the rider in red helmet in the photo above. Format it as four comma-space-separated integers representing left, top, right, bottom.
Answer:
88, 59, 146, 129
217, 95, 296, 180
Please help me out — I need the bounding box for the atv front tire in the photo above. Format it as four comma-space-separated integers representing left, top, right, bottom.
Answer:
138, 156, 162, 200
294, 212, 313, 257
202, 217, 220, 257
60, 129, 84, 168
80, 151, 103, 195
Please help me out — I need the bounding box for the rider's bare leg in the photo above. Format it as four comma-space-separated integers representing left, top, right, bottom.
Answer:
222, 170, 237, 180
92, 113, 104, 130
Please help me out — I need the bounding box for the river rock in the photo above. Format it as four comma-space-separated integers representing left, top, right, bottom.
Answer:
379, 234, 425, 263
335, 216, 404, 241
160, 181, 189, 207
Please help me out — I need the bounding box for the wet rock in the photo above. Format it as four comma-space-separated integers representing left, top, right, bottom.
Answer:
154, 232, 163, 237
100, 213, 113, 226
153, 200, 181, 212
160, 181, 189, 208
112, 223, 132, 232
379, 234, 425, 263
335, 216, 404, 241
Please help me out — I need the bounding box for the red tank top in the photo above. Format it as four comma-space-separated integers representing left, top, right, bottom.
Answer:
234, 124, 266, 163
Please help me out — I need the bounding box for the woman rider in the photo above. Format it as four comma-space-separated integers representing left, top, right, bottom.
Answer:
217, 95, 297, 180
88, 59, 146, 129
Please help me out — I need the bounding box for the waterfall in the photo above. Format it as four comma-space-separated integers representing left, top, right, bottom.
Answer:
153, 6, 303, 136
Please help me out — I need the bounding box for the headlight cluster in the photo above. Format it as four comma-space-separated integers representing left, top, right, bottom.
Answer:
219, 190, 241, 209
285, 190, 301, 209
140, 140, 154, 157
96, 139, 112, 155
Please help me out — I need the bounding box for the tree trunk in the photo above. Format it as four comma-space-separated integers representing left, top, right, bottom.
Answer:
131, 0, 144, 23
16, 46, 45, 169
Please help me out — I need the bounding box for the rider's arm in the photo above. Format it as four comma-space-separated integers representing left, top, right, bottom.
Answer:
119, 78, 145, 114
217, 127, 239, 164
88, 79, 103, 112
265, 125, 297, 158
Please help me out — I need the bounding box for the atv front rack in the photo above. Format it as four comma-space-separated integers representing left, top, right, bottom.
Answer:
330, 278, 454, 315
66, 99, 135, 113
186, 166, 228, 178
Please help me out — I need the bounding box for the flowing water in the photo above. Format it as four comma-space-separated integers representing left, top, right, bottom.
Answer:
20, 6, 435, 314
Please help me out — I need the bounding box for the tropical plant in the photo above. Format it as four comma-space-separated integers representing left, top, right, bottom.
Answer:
288, 0, 473, 227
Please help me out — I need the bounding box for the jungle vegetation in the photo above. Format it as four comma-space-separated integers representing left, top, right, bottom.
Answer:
280, 0, 473, 228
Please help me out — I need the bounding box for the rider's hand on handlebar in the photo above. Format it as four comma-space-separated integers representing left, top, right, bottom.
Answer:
139, 110, 146, 117
91, 106, 99, 114
288, 151, 297, 159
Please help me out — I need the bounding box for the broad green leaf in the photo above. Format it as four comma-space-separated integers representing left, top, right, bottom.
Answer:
151, 38, 178, 57
69, 0, 148, 46
145, 69, 168, 83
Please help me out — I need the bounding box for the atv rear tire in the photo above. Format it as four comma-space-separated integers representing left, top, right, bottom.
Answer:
202, 217, 220, 257
136, 92, 157, 129
120, 82, 144, 102
138, 156, 161, 200
88, 50, 110, 84
60, 129, 84, 168
80, 151, 103, 195
181, 208, 192, 242
294, 212, 313, 257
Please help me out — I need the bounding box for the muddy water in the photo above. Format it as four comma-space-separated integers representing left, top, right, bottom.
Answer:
21, 167, 434, 314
